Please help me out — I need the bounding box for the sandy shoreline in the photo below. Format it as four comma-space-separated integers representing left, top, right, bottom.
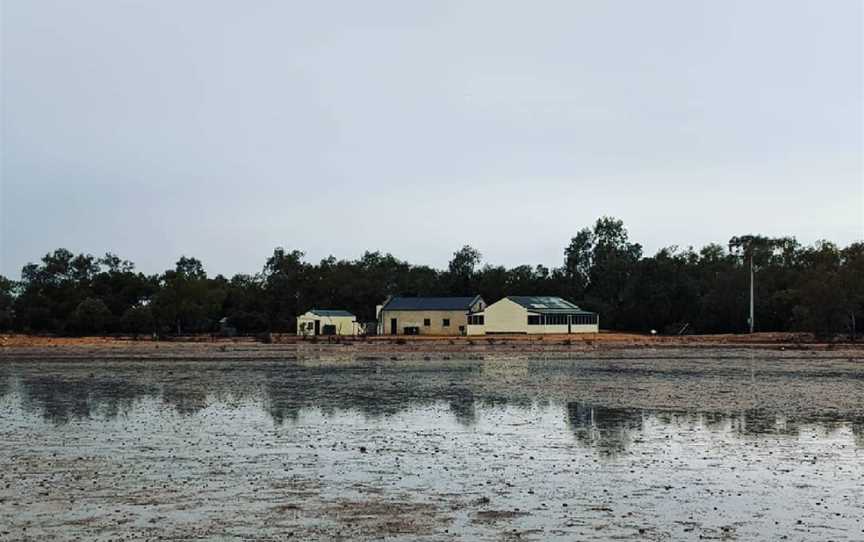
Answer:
2, 332, 862, 362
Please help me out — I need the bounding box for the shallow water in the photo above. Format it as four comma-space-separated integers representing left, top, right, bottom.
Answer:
1, 357, 863, 540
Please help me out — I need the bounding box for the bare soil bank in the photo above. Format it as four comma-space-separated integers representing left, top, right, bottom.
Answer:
1, 332, 861, 363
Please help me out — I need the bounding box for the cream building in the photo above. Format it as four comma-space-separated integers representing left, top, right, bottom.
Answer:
466, 296, 599, 335
377, 296, 486, 336
297, 309, 359, 336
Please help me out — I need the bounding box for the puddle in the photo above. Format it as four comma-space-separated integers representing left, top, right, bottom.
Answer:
1, 355, 863, 540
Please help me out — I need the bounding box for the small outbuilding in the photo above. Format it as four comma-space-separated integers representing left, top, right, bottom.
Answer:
376, 296, 486, 336
466, 296, 598, 335
297, 309, 359, 336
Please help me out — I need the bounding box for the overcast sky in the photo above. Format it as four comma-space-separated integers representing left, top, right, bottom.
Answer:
1, 0, 862, 278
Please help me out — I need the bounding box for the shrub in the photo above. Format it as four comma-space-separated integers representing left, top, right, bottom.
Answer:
72, 298, 112, 335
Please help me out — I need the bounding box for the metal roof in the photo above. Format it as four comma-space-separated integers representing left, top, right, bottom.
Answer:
506, 296, 595, 314
308, 309, 355, 317
381, 296, 482, 311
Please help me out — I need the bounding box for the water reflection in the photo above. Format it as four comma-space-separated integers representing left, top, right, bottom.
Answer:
566, 402, 644, 453
0, 369, 9, 398
2, 363, 862, 450
162, 382, 209, 416
564, 404, 864, 453
20, 375, 156, 424
446, 388, 476, 426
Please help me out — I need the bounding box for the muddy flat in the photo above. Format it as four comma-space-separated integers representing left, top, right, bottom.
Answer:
1, 348, 863, 540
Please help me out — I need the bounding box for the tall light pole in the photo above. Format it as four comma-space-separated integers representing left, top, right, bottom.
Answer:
730, 236, 763, 335
731, 235, 784, 335
748, 252, 755, 334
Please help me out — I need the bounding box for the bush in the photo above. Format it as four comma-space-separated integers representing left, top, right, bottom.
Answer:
228, 311, 269, 333
121, 305, 155, 335
72, 298, 112, 335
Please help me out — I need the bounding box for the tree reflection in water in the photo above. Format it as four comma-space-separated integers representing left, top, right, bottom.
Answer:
0, 369, 9, 398
565, 404, 864, 453
565, 402, 645, 454
262, 365, 486, 427
3, 363, 862, 451
19, 375, 157, 424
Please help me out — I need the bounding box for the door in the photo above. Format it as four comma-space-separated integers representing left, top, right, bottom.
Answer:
390, 318, 397, 335
314, 320, 321, 336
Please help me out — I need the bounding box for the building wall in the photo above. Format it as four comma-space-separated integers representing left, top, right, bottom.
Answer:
476, 298, 528, 334
528, 323, 600, 334
296, 313, 358, 336
467, 298, 600, 335
379, 309, 470, 336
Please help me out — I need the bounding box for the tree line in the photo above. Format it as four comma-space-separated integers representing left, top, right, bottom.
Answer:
0, 217, 861, 337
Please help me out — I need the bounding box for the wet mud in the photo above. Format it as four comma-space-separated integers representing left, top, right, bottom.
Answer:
1, 349, 863, 540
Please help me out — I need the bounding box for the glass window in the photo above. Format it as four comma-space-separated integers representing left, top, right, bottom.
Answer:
443, 318, 450, 327
570, 314, 597, 325
423, 318, 431, 326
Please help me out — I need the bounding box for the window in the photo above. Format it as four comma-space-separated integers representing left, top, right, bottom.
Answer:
423, 318, 431, 326
547, 314, 568, 325
442, 318, 450, 327
469, 315, 484, 325
571, 314, 598, 325
528, 315, 541, 325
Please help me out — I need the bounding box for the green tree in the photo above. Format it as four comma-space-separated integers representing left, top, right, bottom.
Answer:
448, 245, 482, 277
262, 248, 308, 331
0, 276, 16, 330
120, 305, 155, 335
564, 228, 594, 299
151, 257, 224, 334
447, 245, 482, 294
584, 217, 642, 327
72, 297, 112, 335
840, 242, 864, 338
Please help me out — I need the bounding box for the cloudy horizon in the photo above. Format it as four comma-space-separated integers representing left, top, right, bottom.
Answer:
2, 0, 862, 279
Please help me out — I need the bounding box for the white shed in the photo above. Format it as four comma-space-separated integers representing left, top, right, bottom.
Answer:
297, 309, 359, 336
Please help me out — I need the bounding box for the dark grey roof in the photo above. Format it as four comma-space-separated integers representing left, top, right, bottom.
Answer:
507, 296, 595, 314
381, 296, 482, 311
309, 309, 355, 317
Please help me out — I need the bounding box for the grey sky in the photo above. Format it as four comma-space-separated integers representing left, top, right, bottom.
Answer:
1, 0, 862, 278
